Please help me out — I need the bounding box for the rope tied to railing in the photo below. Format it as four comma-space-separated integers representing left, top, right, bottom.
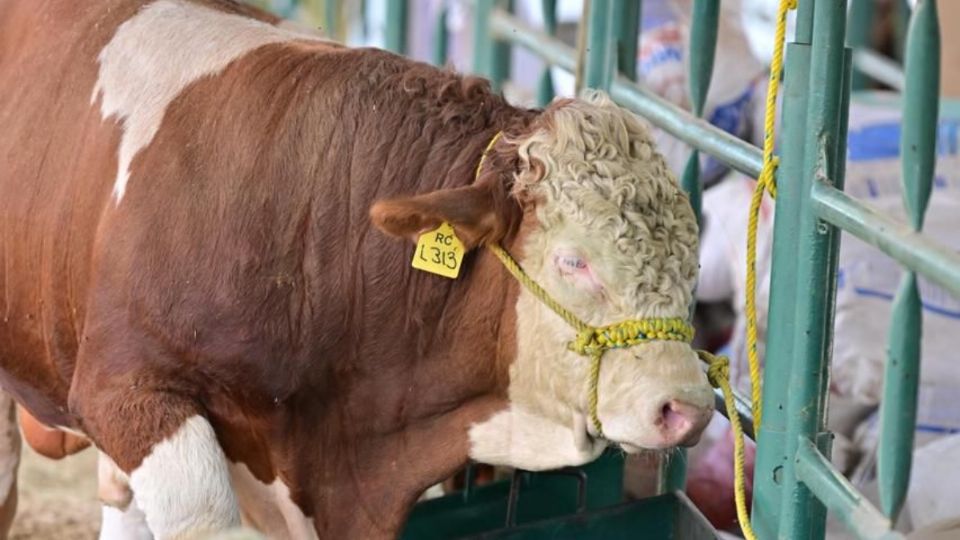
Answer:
737, 1, 797, 539
701, 350, 756, 540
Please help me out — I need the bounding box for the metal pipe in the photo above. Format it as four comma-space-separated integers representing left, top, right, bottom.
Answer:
847, 0, 875, 90
878, 0, 941, 521
474, 1, 511, 91
655, 0, 720, 495
810, 183, 960, 298
795, 439, 903, 540
582, 0, 615, 91
613, 0, 640, 82
488, 10, 764, 178
777, 0, 850, 536
680, 0, 720, 220
753, 40, 813, 540
537, 0, 558, 106
713, 387, 756, 440
385, 0, 408, 54
852, 49, 906, 91
432, 6, 448, 66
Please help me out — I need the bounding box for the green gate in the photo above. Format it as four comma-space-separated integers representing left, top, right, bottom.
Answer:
472, 3, 954, 539
253, 1, 954, 538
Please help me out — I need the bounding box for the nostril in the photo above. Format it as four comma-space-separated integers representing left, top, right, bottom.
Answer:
660, 400, 694, 434
657, 402, 672, 426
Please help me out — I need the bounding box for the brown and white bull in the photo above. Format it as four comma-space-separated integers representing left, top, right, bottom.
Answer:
0, 0, 714, 538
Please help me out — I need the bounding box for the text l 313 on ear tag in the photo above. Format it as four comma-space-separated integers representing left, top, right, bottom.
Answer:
412, 222, 464, 279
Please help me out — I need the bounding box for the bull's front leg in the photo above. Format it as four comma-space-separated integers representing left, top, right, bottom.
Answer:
71, 347, 240, 539
97, 451, 152, 540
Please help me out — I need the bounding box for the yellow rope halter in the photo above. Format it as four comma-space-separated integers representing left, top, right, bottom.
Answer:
488, 244, 694, 437
475, 132, 694, 438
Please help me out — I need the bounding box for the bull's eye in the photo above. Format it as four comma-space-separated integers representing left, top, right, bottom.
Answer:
559, 255, 587, 270
553, 249, 604, 294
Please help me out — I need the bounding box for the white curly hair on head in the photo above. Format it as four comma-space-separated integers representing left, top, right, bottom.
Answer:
508, 90, 699, 319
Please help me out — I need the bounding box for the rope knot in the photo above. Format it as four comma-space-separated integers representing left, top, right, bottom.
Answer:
702, 351, 731, 389
570, 328, 604, 357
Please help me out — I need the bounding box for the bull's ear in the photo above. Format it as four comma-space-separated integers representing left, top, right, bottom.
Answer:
370, 183, 510, 250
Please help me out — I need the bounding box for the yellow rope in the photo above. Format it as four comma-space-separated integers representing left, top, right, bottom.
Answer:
475, 131, 503, 179
746, 0, 796, 434
734, 1, 796, 538
701, 351, 757, 540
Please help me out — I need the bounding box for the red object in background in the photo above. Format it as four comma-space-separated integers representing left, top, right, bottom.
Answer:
687, 427, 757, 532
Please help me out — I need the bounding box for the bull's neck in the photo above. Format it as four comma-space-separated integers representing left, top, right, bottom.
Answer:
298, 239, 521, 538
318, 136, 526, 539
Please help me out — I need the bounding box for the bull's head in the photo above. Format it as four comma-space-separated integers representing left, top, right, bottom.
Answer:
372, 91, 713, 471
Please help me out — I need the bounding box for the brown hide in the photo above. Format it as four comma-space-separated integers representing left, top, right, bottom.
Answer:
0, 0, 538, 536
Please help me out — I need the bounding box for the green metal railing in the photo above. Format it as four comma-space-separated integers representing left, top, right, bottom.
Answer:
847, 0, 915, 92
467, 0, 947, 537
250, 1, 949, 538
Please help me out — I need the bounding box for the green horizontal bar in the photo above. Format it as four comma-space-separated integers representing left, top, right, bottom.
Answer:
811, 182, 960, 298
852, 49, 905, 91
712, 386, 755, 440
488, 9, 764, 178
795, 438, 903, 540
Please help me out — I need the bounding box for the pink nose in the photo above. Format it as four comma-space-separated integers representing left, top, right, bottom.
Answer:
657, 399, 712, 447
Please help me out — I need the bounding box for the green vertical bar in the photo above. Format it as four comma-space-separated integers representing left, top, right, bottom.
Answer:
613, 0, 640, 81
432, 7, 449, 66
894, 0, 912, 63
749, 6, 818, 534
687, 0, 719, 118
473, 0, 511, 91
878, 0, 940, 521
751, 40, 815, 540
807, 48, 853, 540
847, 0, 874, 90
679, 0, 719, 220
385, 0, 409, 54
537, 0, 558, 106
776, 1, 849, 538
656, 0, 718, 496
323, 0, 338, 40
746, 1, 815, 529
583, 0, 615, 91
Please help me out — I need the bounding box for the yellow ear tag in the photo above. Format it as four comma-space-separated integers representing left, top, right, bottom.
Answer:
412, 222, 465, 279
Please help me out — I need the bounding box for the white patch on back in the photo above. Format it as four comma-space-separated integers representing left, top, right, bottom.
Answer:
129, 415, 240, 538
93, 0, 322, 202
229, 461, 317, 540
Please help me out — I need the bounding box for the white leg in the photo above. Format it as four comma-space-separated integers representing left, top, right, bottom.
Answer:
129, 415, 240, 539
99, 501, 153, 540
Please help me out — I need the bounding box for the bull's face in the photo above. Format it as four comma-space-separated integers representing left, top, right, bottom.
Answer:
371, 91, 713, 471
506, 93, 713, 455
